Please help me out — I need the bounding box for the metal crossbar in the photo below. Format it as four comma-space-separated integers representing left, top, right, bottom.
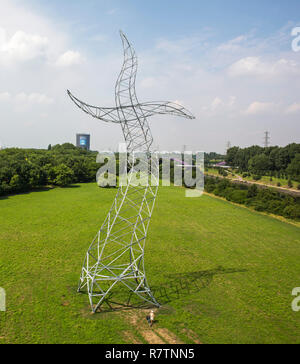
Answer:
68, 31, 195, 312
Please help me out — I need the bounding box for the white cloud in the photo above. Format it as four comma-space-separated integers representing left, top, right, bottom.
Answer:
0, 92, 11, 102
286, 102, 300, 114
0, 91, 54, 113
211, 97, 224, 110
228, 96, 236, 107
15, 92, 54, 105
56, 50, 83, 67
217, 35, 248, 52
0, 28, 49, 65
201, 96, 237, 114
245, 101, 276, 115
228, 57, 265, 77
228, 56, 300, 78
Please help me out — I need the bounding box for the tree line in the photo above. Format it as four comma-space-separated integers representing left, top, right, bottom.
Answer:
0, 143, 99, 195
225, 143, 300, 181
204, 176, 300, 221
1, 143, 299, 220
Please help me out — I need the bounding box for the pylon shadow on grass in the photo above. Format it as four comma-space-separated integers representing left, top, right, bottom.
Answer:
81, 266, 246, 314
153, 266, 247, 305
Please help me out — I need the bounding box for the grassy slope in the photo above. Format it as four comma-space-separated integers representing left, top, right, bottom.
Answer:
207, 167, 299, 189
0, 183, 299, 344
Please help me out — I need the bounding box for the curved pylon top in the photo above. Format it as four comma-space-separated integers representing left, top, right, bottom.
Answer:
67, 31, 195, 125
115, 30, 139, 109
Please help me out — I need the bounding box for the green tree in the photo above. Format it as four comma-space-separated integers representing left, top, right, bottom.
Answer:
9, 174, 23, 192
53, 164, 74, 186
287, 154, 300, 182
248, 154, 271, 175
29, 167, 46, 187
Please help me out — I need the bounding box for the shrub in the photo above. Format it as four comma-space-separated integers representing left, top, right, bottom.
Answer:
205, 183, 215, 193
0, 182, 11, 195
53, 164, 74, 187
283, 205, 300, 220
228, 190, 248, 204
252, 201, 266, 212
247, 184, 258, 198
266, 200, 284, 215
253, 175, 262, 181
9, 174, 23, 192
218, 168, 228, 177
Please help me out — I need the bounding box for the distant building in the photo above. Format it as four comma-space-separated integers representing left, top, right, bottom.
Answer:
76, 134, 90, 151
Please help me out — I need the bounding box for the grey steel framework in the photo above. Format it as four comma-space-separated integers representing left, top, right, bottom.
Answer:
67, 31, 195, 312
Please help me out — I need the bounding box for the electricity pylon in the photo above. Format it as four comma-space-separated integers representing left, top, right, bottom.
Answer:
67, 31, 195, 312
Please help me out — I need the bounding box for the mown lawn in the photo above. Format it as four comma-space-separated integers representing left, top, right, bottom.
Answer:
0, 183, 300, 343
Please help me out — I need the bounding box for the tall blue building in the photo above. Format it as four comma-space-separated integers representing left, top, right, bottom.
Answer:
76, 134, 90, 151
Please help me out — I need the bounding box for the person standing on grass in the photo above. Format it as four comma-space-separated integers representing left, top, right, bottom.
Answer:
149, 310, 155, 327
146, 310, 155, 327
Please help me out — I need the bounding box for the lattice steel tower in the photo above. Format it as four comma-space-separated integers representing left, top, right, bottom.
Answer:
67, 31, 195, 312
264, 131, 270, 148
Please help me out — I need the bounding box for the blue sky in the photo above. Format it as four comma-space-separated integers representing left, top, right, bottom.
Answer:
25, 0, 300, 47
1, 0, 300, 152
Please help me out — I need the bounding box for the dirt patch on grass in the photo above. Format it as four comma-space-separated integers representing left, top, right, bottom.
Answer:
119, 307, 185, 344
155, 328, 184, 344
140, 330, 166, 344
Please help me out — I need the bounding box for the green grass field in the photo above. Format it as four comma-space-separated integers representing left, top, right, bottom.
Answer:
0, 183, 300, 344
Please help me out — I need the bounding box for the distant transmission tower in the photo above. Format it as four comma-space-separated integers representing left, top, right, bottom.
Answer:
226, 141, 231, 154
264, 131, 270, 148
